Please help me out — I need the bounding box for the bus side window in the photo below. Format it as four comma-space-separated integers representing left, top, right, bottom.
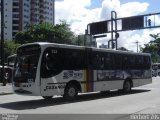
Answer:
41, 48, 62, 78
45, 52, 53, 70
135, 56, 143, 70
144, 56, 151, 69
63, 49, 85, 70
105, 53, 111, 70
92, 52, 104, 69
123, 55, 128, 69
114, 54, 122, 70
129, 55, 135, 69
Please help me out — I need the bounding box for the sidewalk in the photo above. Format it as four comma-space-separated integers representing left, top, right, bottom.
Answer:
0, 83, 13, 95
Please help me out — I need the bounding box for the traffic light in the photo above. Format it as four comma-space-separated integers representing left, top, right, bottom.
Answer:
148, 19, 151, 27
115, 33, 119, 39
112, 42, 115, 49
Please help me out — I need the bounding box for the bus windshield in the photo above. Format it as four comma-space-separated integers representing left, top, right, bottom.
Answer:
13, 45, 41, 83
7, 54, 16, 68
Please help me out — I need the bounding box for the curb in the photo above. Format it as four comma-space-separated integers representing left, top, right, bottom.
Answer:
0, 92, 13, 96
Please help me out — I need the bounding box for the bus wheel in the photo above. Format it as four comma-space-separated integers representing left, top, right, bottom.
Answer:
123, 80, 131, 93
64, 84, 78, 99
158, 72, 160, 76
42, 96, 53, 100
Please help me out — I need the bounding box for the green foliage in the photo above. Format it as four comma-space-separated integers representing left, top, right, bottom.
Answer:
15, 21, 76, 44
54, 20, 75, 44
117, 47, 129, 51
74, 34, 85, 46
142, 43, 160, 63
142, 33, 160, 63
3, 41, 20, 61
149, 33, 160, 44
14, 31, 32, 44
1, 21, 80, 63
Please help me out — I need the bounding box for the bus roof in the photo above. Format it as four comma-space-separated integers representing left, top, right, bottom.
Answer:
18, 42, 151, 56
92, 47, 150, 56
7, 54, 16, 58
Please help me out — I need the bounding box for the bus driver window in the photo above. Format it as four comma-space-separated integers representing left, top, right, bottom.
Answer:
45, 52, 52, 70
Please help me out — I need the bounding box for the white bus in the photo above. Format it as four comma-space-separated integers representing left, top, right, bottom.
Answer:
13, 42, 152, 99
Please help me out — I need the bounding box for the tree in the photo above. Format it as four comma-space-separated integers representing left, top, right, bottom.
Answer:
54, 20, 76, 44
74, 34, 85, 46
117, 47, 128, 51
14, 31, 32, 44
142, 43, 160, 63
142, 33, 160, 63
149, 33, 160, 44
14, 21, 76, 44
0, 41, 20, 62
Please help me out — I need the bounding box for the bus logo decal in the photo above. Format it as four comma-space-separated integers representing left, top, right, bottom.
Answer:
63, 71, 73, 79
63, 71, 83, 79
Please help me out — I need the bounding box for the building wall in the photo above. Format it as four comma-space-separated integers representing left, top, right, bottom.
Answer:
12, 0, 20, 38
31, 0, 55, 24
4, 0, 13, 40
22, 0, 31, 31
41, 0, 54, 24
1, 0, 55, 40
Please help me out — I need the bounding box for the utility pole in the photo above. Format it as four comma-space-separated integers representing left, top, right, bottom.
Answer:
1, 0, 6, 86
110, 11, 119, 50
135, 41, 139, 53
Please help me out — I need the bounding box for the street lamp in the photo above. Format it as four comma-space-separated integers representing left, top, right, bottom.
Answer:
1, 0, 6, 86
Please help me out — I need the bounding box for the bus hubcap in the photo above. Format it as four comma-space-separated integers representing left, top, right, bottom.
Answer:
125, 82, 130, 91
68, 87, 76, 97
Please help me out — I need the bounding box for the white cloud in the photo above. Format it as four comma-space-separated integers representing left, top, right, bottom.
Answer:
100, 0, 120, 19
119, 2, 149, 17
55, 0, 149, 32
55, 0, 160, 52
118, 28, 160, 52
55, 0, 92, 23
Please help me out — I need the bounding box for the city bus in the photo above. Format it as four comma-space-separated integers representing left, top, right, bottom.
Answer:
12, 42, 152, 100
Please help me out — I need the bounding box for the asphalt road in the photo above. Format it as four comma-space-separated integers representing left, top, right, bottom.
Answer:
0, 77, 160, 120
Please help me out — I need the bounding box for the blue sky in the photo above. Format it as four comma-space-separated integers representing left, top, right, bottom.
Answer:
90, 0, 160, 14
55, 0, 160, 51
121, 0, 160, 13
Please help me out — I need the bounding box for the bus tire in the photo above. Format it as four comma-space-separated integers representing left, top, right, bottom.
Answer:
42, 96, 53, 100
100, 91, 110, 94
158, 72, 160, 76
63, 84, 78, 99
123, 80, 132, 93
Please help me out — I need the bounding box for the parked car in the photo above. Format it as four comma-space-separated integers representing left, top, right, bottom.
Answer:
0, 54, 16, 84
0, 65, 10, 85
152, 63, 160, 77
6, 54, 16, 83
152, 69, 157, 77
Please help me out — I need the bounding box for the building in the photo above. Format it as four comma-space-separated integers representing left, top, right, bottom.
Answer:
0, 0, 55, 40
